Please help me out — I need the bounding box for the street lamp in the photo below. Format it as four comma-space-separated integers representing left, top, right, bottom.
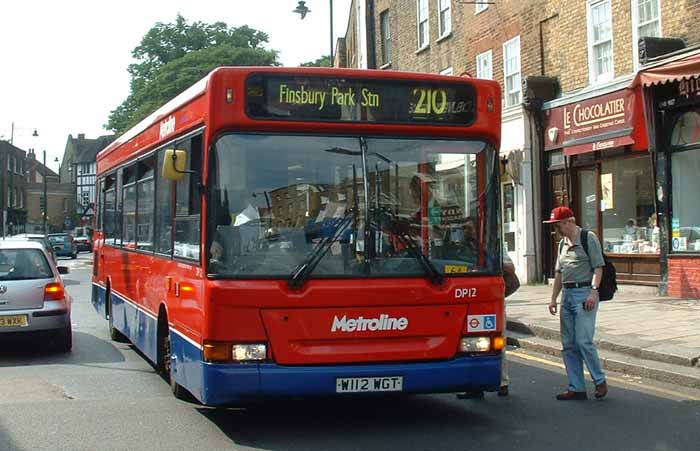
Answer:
54, 157, 61, 183
293, 1, 334, 65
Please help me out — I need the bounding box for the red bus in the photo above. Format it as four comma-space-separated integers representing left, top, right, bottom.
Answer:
92, 67, 504, 406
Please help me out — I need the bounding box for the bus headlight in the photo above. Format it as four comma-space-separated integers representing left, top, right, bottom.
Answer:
459, 336, 492, 353
232, 344, 267, 361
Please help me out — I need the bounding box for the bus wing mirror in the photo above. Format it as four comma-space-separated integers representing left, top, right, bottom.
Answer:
162, 149, 188, 181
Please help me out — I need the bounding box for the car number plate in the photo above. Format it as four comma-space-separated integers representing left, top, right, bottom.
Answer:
336, 376, 403, 393
0, 315, 29, 327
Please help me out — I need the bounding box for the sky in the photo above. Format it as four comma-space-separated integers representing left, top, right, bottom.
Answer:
0, 0, 352, 172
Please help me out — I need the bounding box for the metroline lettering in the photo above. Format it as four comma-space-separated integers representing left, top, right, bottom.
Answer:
331, 314, 409, 332
279, 84, 327, 110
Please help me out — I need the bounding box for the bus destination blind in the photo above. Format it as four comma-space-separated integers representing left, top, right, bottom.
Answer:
245, 75, 476, 125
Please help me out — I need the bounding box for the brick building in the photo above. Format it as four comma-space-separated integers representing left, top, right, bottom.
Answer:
24, 149, 75, 234
344, 0, 547, 283
343, 0, 700, 297
0, 141, 28, 236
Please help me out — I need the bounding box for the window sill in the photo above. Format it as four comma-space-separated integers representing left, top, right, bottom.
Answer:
436, 32, 452, 44
379, 62, 392, 70
415, 45, 430, 55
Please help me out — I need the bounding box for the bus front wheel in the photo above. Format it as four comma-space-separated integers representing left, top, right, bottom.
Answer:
158, 312, 188, 401
107, 290, 128, 343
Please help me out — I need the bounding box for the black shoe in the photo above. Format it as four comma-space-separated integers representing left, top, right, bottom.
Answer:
457, 391, 484, 399
497, 386, 509, 397
594, 381, 608, 399
555, 391, 587, 401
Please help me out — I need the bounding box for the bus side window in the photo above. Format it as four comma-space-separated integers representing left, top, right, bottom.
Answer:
174, 134, 203, 261
155, 150, 174, 256
103, 174, 118, 246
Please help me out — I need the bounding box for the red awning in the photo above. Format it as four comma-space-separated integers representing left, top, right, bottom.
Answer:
631, 51, 700, 87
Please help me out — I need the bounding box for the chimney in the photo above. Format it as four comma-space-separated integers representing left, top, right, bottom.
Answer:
78, 133, 85, 140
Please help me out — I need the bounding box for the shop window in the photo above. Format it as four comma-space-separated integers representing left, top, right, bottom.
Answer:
548, 150, 564, 168
600, 157, 658, 254
670, 110, 700, 253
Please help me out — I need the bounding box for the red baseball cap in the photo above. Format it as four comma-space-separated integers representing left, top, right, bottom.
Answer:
543, 206, 574, 223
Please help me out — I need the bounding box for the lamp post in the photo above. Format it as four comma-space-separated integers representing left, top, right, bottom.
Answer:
293, 1, 334, 65
43, 150, 48, 235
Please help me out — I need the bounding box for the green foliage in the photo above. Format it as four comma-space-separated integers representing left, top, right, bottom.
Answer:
300, 55, 331, 67
106, 15, 279, 135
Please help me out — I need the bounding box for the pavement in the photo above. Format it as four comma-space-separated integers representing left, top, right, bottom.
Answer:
506, 283, 700, 389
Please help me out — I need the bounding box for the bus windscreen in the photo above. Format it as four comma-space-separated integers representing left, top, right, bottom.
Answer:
245, 74, 476, 126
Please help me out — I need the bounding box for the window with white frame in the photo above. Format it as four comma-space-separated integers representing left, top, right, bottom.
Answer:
476, 50, 493, 80
417, 0, 429, 49
587, 0, 614, 83
438, 0, 451, 37
633, 0, 662, 67
475, 1, 488, 14
440, 67, 453, 76
380, 10, 392, 64
503, 37, 521, 107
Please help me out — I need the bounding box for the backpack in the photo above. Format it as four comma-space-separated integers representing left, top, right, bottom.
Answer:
580, 229, 617, 301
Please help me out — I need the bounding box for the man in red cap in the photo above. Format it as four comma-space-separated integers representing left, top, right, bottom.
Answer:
544, 206, 608, 401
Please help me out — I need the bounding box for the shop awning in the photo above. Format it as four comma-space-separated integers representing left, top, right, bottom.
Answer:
631, 51, 700, 87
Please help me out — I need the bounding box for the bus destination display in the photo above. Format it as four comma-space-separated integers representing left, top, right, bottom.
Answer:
246, 74, 476, 125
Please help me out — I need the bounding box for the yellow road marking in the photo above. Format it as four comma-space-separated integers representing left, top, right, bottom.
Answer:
509, 350, 700, 401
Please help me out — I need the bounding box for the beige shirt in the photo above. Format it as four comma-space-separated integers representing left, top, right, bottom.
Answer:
555, 229, 605, 284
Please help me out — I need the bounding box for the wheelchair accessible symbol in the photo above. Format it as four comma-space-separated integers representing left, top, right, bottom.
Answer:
467, 314, 497, 332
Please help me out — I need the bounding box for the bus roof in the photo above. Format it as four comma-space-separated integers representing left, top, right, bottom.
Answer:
97, 66, 501, 170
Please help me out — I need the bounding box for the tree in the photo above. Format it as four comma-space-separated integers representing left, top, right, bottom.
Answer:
300, 55, 331, 67
106, 15, 279, 135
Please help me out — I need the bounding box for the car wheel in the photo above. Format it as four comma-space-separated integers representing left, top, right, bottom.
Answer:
107, 291, 128, 343
55, 324, 72, 353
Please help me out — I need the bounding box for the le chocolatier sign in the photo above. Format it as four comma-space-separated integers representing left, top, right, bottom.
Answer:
544, 87, 648, 155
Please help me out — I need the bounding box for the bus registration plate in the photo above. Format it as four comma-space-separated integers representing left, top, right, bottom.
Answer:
336, 376, 403, 393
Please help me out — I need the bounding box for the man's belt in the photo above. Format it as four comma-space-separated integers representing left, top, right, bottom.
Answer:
562, 281, 592, 289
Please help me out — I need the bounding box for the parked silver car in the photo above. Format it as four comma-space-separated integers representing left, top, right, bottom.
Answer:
0, 240, 72, 351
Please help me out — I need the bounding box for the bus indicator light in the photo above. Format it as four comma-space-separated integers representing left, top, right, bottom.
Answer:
226, 88, 234, 103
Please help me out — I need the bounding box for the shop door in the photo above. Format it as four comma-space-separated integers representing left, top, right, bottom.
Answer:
577, 168, 599, 233
502, 182, 517, 266
548, 170, 568, 276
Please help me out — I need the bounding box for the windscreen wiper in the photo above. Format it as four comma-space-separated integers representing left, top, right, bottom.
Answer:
372, 207, 444, 285
288, 209, 355, 290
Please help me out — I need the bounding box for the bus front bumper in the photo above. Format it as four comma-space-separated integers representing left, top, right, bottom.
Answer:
199, 355, 501, 406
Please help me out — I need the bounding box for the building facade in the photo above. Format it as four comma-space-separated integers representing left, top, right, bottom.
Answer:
530, 0, 700, 296
0, 141, 28, 236
346, 0, 546, 283
344, 0, 700, 296
60, 133, 115, 227
24, 149, 75, 233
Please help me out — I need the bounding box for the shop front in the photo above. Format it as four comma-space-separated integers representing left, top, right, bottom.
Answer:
542, 83, 659, 286
633, 50, 700, 298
